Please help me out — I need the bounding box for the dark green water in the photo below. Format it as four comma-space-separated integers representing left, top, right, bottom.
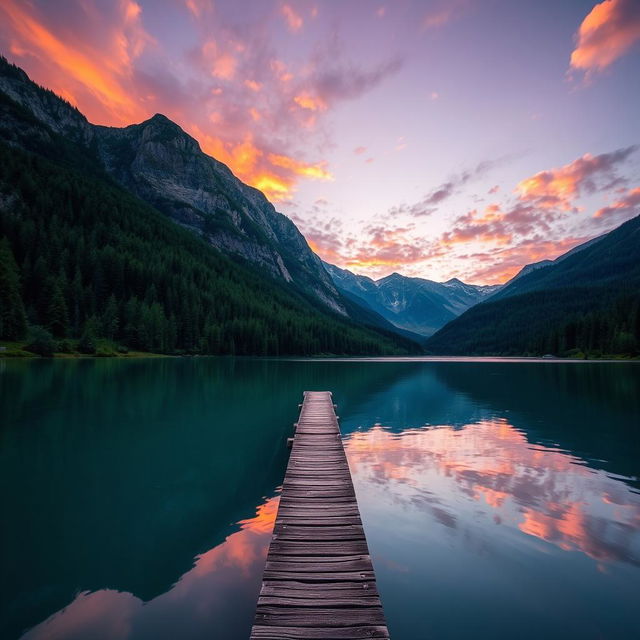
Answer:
1, 357, 639, 639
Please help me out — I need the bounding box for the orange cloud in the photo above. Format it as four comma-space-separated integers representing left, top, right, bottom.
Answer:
594, 186, 640, 219
460, 236, 592, 284
294, 93, 327, 111
341, 227, 434, 276
244, 79, 262, 92
515, 147, 637, 210
440, 207, 513, 249
570, 0, 640, 76
268, 153, 333, 181
201, 41, 237, 79
281, 4, 303, 32
0, 0, 403, 206
0, 0, 149, 124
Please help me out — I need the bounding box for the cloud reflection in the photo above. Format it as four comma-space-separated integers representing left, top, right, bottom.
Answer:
20, 496, 279, 640
345, 420, 640, 566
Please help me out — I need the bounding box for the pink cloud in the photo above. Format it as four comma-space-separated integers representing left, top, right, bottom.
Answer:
459, 236, 593, 284
422, 0, 468, 31
515, 146, 637, 211
594, 186, 640, 219
570, 0, 640, 77
280, 3, 303, 33
184, 0, 213, 19
423, 147, 637, 283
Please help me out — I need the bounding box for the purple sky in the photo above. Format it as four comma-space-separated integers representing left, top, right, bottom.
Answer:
1, 0, 639, 282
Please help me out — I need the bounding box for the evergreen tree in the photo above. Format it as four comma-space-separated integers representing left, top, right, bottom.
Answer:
26, 325, 55, 357
0, 238, 27, 340
45, 276, 69, 337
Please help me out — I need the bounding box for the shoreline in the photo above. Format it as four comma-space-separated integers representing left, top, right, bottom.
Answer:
2, 351, 637, 362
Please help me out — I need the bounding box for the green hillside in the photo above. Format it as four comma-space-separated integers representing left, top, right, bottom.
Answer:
0, 141, 418, 356
425, 215, 640, 357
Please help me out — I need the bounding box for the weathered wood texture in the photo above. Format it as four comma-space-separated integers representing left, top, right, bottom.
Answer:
251, 391, 389, 640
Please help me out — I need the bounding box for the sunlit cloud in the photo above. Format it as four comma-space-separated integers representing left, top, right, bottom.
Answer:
293, 92, 327, 111
280, 3, 303, 33
0, 0, 152, 123
300, 215, 444, 280
0, 0, 402, 202
570, 0, 640, 78
344, 147, 637, 284
459, 236, 593, 284
268, 153, 333, 181
515, 146, 637, 211
594, 186, 640, 220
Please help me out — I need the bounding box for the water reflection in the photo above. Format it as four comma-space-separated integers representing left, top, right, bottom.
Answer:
21, 496, 279, 640
346, 419, 640, 639
346, 421, 640, 567
3, 358, 640, 640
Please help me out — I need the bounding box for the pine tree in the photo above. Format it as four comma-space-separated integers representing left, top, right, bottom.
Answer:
101, 294, 119, 340
45, 277, 70, 337
0, 238, 27, 340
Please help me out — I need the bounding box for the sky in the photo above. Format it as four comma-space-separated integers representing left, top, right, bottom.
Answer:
1, 0, 639, 284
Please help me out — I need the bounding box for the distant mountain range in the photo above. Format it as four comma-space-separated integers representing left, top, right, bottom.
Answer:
425, 218, 640, 356
323, 261, 500, 336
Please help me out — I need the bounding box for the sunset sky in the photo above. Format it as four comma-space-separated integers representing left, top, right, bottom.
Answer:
1, 0, 639, 283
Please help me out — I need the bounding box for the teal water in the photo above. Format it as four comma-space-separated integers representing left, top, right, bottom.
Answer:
1, 358, 639, 639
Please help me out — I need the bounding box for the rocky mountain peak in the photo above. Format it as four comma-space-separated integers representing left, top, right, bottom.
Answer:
0, 58, 347, 316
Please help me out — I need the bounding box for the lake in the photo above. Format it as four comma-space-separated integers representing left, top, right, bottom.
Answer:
1, 357, 639, 639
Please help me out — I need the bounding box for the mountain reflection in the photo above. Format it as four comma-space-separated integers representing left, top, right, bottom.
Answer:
345, 420, 640, 567
20, 497, 279, 640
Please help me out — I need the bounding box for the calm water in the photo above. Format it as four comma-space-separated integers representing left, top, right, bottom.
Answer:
1, 357, 639, 640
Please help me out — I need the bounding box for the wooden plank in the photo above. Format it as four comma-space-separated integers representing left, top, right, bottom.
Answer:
251, 625, 389, 639
251, 391, 388, 640
254, 607, 386, 626
268, 541, 369, 556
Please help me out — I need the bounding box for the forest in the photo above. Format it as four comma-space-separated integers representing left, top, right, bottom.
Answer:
0, 141, 417, 357
425, 285, 640, 357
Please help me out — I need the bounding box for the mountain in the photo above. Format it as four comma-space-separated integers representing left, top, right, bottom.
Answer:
0, 57, 420, 355
0, 57, 345, 315
425, 215, 640, 356
500, 233, 606, 289
323, 261, 501, 336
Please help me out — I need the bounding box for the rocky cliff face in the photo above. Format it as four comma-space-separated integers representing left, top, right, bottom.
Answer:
0, 57, 346, 315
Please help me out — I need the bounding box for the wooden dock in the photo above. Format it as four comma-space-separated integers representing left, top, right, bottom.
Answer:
250, 391, 389, 639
